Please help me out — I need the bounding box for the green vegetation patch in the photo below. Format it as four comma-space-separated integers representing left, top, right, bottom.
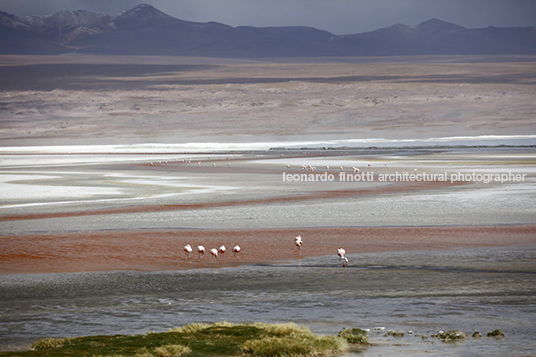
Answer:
487, 329, 505, 338
0, 322, 349, 357
337, 328, 369, 344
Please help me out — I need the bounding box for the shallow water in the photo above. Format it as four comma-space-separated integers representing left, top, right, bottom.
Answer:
1, 246, 535, 356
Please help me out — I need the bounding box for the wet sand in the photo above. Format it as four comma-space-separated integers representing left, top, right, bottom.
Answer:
0, 179, 469, 222
1, 225, 534, 275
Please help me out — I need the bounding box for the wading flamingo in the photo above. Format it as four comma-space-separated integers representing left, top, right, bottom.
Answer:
294, 235, 303, 255
337, 248, 348, 268
219, 245, 226, 259
197, 245, 205, 258
210, 248, 219, 263
233, 245, 241, 261
184, 244, 193, 260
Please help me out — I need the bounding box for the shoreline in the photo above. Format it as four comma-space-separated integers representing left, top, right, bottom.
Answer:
2, 224, 534, 275
0, 180, 470, 222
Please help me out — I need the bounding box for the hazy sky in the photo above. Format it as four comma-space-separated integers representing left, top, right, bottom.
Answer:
1, 0, 535, 34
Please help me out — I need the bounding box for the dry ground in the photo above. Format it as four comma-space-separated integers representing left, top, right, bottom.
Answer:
1, 54, 535, 146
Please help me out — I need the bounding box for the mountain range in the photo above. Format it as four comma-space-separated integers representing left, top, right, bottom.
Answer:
1, 4, 535, 57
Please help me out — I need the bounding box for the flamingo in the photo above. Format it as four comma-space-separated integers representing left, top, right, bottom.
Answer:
184, 244, 193, 260
210, 248, 218, 263
294, 235, 303, 254
197, 245, 205, 258
337, 248, 348, 268
219, 245, 226, 259
233, 245, 241, 260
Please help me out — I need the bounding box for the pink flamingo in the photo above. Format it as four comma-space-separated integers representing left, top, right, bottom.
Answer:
219, 245, 226, 259
184, 244, 193, 260
197, 245, 205, 258
294, 235, 303, 255
210, 248, 218, 263
233, 245, 241, 261
337, 248, 348, 268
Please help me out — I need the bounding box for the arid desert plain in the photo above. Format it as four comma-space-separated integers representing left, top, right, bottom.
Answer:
0, 54, 535, 356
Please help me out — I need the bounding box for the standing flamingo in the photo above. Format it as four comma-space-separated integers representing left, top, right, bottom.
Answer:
233, 245, 241, 261
337, 248, 348, 268
219, 245, 226, 259
294, 235, 303, 255
184, 244, 193, 260
197, 245, 205, 258
210, 248, 218, 263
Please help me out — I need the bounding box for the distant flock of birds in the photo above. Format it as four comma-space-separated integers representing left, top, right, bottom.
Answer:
183, 244, 241, 264
183, 235, 349, 268
148, 153, 254, 167
144, 151, 420, 174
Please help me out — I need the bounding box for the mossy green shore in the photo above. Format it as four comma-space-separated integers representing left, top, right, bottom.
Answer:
0, 322, 368, 357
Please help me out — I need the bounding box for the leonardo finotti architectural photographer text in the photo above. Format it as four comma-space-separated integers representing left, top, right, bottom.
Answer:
282, 171, 527, 183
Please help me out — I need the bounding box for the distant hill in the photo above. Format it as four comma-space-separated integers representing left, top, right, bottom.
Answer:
1, 4, 535, 56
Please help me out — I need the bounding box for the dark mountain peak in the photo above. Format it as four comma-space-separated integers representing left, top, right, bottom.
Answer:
368, 23, 416, 40
112, 4, 179, 29
416, 18, 466, 33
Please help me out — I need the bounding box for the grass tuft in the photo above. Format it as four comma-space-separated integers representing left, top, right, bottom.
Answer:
169, 323, 211, 334
253, 322, 312, 338
30, 337, 72, 350
242, 323, 348, 357
337, 328, 369, 344
487, 329, 505, 338
242, 335, 347, 357
152, 344, 191, 357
